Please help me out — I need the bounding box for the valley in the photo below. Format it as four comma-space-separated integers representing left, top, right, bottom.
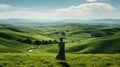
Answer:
0, 22, 120, 67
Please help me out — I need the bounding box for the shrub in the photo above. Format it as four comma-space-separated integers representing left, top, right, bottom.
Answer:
91, 31, 106, 37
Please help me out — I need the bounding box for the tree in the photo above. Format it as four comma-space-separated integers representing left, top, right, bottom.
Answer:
61, 32, 66, 36
34, 40, 41, 45
17, 39, 23, 43
48, 40, 53, 44
53, 40, 58, 44
41, 40, 45, 44
44, 40, 48, 45
91, 31, 106, 37
24, 38, 32, 44
105, 31, 114, 36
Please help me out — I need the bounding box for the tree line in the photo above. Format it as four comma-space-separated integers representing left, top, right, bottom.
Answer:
17, 38, 58, 45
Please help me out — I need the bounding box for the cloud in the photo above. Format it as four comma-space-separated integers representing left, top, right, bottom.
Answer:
55, 3, 116, 19
0, 10, 58, 19
0, 4, 12, 9
0, 3, 119, 19
86, 0, 97, 2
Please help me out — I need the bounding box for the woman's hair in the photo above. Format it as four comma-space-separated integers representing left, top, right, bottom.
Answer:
60, 38, 63, 42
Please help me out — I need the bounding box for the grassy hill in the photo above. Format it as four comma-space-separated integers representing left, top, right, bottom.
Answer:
9, 23, 118, 54
0, 24, 52, 40
0, 23, 120, 54
0, 24, 53, 53
0, 23, 120, 67
0, 53, 120, 67
0, 38, 33, 53
42, 32, 120, 54
65, 32, 120, 54
33, 23, 120, 54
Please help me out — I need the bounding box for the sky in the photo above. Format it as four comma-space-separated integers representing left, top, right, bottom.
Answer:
0, 0, 120, 20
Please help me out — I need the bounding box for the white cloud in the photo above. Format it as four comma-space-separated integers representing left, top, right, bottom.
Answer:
86, 0, 97, 2
0, 3, 119, 19
55, 3, 116, 19
0, 10, 58, 19
0, 4, 12, 9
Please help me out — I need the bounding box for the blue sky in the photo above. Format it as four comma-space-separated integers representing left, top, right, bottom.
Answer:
0, 0, 120, 19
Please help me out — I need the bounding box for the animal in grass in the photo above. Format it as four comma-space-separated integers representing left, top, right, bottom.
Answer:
56, 38, 65, 61
28, 49, 33, 53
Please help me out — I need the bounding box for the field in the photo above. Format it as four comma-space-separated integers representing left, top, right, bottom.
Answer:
0, 53, 120, 67
0, 22, 120, 67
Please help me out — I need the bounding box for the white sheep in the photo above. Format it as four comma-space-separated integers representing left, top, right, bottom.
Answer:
28, 49, 33, 53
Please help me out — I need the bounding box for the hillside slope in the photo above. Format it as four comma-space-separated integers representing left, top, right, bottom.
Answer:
0, 24, 53, 53
0, 38, 34, 53
65, 32, 120, 53
0, 23, 120, 54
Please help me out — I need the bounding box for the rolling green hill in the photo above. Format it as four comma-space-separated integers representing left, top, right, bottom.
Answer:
0, 24, 52, 40
0, 23, 120, 67
65, 32, 120, 54
0, 38, 33, 53
0, 24, 53, 53
16, 23, 119, 54
0, 23, 120, 54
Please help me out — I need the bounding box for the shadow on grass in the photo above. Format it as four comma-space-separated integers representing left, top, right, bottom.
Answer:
58, 62, 70, 67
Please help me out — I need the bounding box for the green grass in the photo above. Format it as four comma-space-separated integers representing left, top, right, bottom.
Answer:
0, 24, 54, 53
0, 38, 35, 53
42, 32, 120, 54
1, 23, 120, 54
0, 24, 53, 41
0, 45, 23, 53
0, 53, 120, 67
0, 23, 120, 67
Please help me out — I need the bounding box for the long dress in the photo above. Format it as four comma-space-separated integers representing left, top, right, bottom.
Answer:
56, 42, 65, 60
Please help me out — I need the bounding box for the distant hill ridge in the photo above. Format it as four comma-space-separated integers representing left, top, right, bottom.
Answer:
0, 18, 120, 24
